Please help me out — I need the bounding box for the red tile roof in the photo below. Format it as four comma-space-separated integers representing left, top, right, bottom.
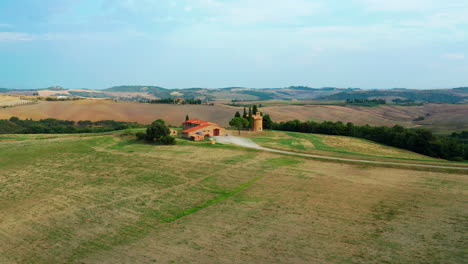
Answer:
184, 119, 210, 125
182, 123, 212, 133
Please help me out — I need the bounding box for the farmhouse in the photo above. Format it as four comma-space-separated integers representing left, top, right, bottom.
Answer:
182, 119, 225, 141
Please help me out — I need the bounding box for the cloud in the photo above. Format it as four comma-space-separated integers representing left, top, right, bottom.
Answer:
0, 23, 12, 28
358, 0, 435, 11
398, 9, 468, 30
190, 0, 324, 25
0, 32, 33, 41
442, 53, 465, 60
358, 0, 468, 12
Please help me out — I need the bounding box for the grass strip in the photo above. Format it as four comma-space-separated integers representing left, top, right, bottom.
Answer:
161, 176, 262, 223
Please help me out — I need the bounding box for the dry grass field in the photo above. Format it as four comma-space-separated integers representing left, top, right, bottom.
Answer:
0, 95, 31, 107
0, 100, 236, 126
261, 103, 468, 132
0, 133, 467, 263
0, 99, 467, 132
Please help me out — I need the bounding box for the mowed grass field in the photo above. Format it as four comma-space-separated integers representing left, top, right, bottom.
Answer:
1, 99, 468, 131
244, 130, 461, 164
0, 133, 467, 263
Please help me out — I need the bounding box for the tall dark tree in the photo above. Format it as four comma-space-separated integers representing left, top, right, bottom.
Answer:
242, 107, 247, 118
262, 114, 273, 129
252, 104, 258, 114
234, 111, 241, 118
248, 107, 253, 129
185, 114, 190, 121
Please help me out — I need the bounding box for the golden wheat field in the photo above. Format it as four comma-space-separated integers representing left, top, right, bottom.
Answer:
0, 95, 29, 107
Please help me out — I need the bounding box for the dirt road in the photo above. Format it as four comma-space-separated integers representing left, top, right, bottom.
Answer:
214, 136, 468, 171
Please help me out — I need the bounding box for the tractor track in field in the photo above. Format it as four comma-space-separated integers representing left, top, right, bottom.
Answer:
214, 136, 468, 171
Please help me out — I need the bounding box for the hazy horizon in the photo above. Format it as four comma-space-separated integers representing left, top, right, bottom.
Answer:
1, 0, 467, 89
2, 85, 467, 91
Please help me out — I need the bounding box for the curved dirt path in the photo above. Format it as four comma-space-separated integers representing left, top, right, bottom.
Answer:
214, 136, 468, 171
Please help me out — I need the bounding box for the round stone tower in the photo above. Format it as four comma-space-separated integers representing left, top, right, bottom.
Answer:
252, 112, 263, 131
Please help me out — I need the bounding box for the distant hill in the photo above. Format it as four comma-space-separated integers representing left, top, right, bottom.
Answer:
1, 85, 467, 103
320, 89, 467, 103
102, 86, 167, 92
453, 87, 468, 92
42, 86, 66, 91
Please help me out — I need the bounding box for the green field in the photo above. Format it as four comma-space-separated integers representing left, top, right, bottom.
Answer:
0, 133, 467, 263
247, 131, 467, 165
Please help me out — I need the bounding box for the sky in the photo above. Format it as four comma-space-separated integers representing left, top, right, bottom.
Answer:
0, 0, 467, 90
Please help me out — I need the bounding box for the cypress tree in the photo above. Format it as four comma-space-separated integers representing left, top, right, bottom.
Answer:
235, 111, 241, 118
185, 115, 189, 121
248, 107, 253, 129
242, 107, 247, 118
252, 104, 258, 114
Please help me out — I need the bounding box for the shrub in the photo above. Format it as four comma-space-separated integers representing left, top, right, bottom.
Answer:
157, 135, 176, 145
120, 129, 134, 137
146, 120, 170, 141
136, 132, 146, 140
145, 119, 176, 145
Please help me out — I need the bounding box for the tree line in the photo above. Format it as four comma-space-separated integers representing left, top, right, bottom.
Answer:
0, 117, 143, 134
38, 97, 81, 101
273, 120, 468, 161
140, 98, 203, 104
450, 131, 468, 144
345, 99, 386, 106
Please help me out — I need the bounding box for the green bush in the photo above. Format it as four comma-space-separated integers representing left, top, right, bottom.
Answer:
145, 119, 176, 145
157, 135, 176, 145
146, 120, 170, 141
120, 129, 134, 137
136, 132, 146, 140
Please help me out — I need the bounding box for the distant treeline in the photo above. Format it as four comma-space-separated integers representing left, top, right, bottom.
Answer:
451, 131, 468, 144
140, 98, 203, 104
345, 99, 386, 106
323, 90, 465, 103
273, 120, 468, 161
392, 98, 414, 103
391, 98, 423, 106
38, 97, 81, 101
0, 117, 143, 134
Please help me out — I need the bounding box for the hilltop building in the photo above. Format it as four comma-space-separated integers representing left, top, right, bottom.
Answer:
248, 112, 263, 131
182, 119, 226, 141
173, 98, 185, 104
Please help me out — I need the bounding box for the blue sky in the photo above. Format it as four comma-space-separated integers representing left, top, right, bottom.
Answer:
0, 0, 467, 89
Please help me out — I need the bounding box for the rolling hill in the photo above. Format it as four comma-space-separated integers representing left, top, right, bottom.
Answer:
1, 99, 467, 132
1, 86, 467, 103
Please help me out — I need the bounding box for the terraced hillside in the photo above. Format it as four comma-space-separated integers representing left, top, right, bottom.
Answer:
0, 132, 466, 263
